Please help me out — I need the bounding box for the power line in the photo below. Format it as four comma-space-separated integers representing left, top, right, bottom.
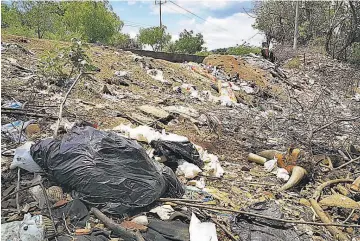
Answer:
168, 0, 230, 33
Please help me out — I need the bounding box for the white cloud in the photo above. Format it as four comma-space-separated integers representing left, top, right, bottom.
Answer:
127, 0, 137, 5
175, 12, 264, 50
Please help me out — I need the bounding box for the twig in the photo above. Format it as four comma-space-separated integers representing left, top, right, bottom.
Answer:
40, 182, 58, 241
333, 156, 360, 170
91, 207, 144, 241
165, 201, 360, 227
312, 116, 360, 135
16, 168, 21, 213
342, 209, 355, 224
54, 71, 83, 137
313, 179, 353, 201
63, 213, 72, 235
203, 210, 239, 241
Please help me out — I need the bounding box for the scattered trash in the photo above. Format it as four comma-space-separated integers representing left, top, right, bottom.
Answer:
114, 124, 188, 143
151, 140, 203, 171
176, 161, 202, 179
230, 201, 305, 241
10, 141, 43, 173
31, 126, 184, 215
2, 120, 35, 142
147, 69, 169, 84
248, 153, 267, 165
150, 205, 175, 220
2, 100, 22, 108
1, 214, 46, 241
189, 213, 218, 241
196, 145, 224, 177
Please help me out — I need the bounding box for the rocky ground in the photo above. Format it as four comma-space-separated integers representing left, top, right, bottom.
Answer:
1, 34, 360, 241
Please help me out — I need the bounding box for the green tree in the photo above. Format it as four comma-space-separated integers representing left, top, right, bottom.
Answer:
61, 2, 123, 44
174, 29, 205, 54
137, 26, 171, 51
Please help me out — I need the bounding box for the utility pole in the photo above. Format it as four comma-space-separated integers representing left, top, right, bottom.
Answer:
155, 0, 166, 51
155, 0, 167, 28
293, 1, 299, 50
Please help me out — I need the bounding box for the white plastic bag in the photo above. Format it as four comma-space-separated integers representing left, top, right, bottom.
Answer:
189, 213, 218, 241
10, 142, 43, 173
176, 161, 202, 179
1, 214, 45, 241
150, 205, 174, 220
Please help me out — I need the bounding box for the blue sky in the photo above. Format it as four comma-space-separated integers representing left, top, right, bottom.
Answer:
110, 1, 264, 50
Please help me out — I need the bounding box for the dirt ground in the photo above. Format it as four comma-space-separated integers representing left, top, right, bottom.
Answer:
1, 34, 360, 241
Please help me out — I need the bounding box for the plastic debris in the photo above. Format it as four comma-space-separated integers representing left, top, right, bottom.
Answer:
2, 100, 22, 108
231, 201, 305, 241
1, 214, 45, 241
31, 126, 184, 215
189, 213, 218, 241
151, 140, 203, 171
2, 120, 35, 142
150, 205, 175, 220
147, 69, 169, 84
114, 124, 188, 143
176, 161, 202, 179
10, 141, 43, 173
264, 158, 277, 172
195, 145, 224, 177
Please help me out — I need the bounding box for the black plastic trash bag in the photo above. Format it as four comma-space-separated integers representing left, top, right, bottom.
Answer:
142, 219, 190, 241
31, 126, 184, 215
230, 201, 309, 241
150, 140, 203, 171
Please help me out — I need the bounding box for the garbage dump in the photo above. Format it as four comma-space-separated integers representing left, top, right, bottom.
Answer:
30, 126, 184, 215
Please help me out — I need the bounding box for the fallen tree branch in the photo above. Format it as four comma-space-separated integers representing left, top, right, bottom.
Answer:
1, 109, 58, 119
54, 71, 83, 137
309, 199, 349, 241
91, 207, 144, 241
16, 168, 21, 213
313, 179, 353, 201
162, 200, 360, 227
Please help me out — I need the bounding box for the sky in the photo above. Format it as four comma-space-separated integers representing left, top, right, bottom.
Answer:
110, 0, 265, 50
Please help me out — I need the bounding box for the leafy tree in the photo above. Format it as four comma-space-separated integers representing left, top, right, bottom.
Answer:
174, 29, 205, 54
137, 26, 171, 51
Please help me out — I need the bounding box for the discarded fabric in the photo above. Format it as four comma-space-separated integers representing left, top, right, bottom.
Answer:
31, 126, 184, 215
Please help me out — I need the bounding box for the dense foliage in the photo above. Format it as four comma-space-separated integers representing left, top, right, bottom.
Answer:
253, 1, 360, 61
2, 1, 123, 44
